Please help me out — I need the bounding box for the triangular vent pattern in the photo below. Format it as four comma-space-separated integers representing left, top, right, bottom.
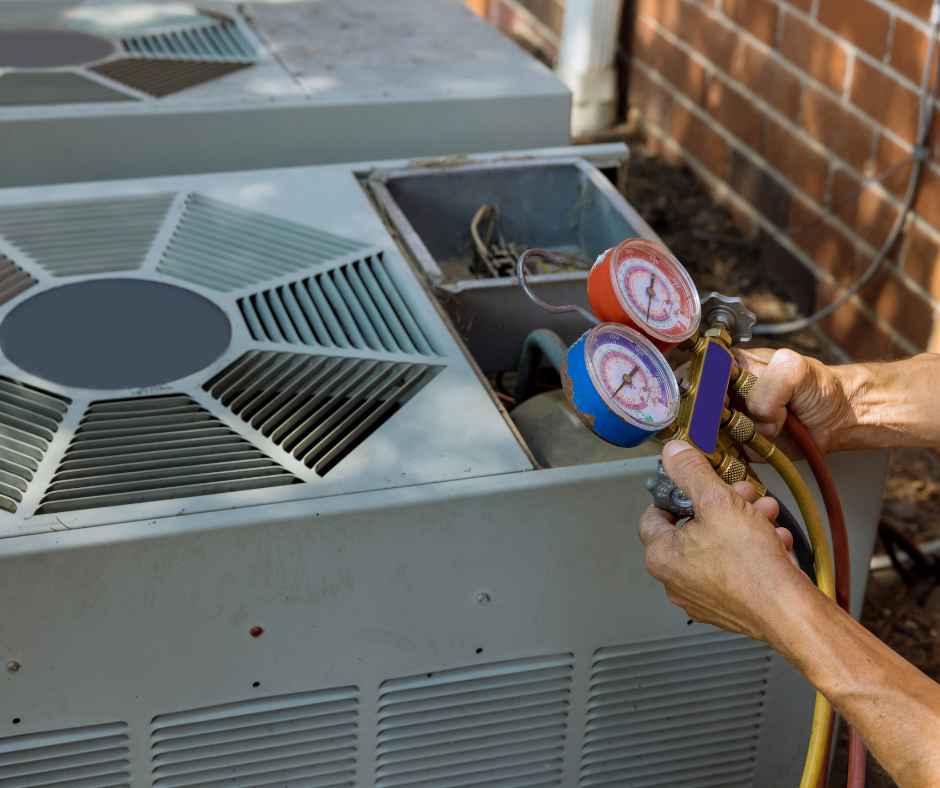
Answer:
579, 632, 771, 787
205, 352, 440, 476
0, 254, 36, 305
239, 254, 435, 356
0, 377, 68, 513
150, 686, 358, 788
0, 721, 130, 786
0, 194, 173, 276
38, 394, 297, 514
117, 19, 256, 62
92, 59, 249, 98
158, 195, 368, 292
376, 654, 574, 788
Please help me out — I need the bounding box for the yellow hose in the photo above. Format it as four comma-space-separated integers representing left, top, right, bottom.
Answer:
751, 432, 836, 788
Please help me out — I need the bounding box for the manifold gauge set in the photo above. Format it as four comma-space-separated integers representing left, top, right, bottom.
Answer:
518, 237, 763, 510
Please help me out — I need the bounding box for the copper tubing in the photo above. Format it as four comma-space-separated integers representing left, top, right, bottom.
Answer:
785, 414, 851, 610
785, 414, 866, 788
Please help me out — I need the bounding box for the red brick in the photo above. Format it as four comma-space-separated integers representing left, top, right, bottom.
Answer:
899, 222, 940, 295
801, 88, 875, 169
818, 0, 891, 59
722, 0, 779, 45
817, 285, 911, 359
787, 199, 861, 280
872, 135, 916, 197
687, 11, 744, 75
891, 17, 932, 85
636, 0, 682, 31
633, 19, 709, 105
728, 150, 793, 227
704, 75, 763, 147
730, 40, 802, 117
850, 59, 920, 143
890, 0, 936, 19
629, 66, 675, 132
779, 11, 848, 94
858, 265, 936, 348
914, 165, 940, 231
830, 168, 900, 247
782, 0, 813, 11
670, 103, 732, 179
761, 118, 829, 200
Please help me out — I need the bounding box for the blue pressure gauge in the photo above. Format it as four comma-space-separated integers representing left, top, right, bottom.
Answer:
563, 323, 680, 447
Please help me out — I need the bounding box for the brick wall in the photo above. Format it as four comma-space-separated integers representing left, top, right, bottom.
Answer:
627, 0, 940, 360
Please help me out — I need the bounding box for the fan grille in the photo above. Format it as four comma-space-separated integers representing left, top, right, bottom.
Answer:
205, 352, 440, 475
159, 195, 368, 292
239, 255, 434, 356
0, 194, 173, 276
0, 376, 68, 513
38, 394, 297, 514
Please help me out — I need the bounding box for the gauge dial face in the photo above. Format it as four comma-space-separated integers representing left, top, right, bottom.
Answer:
585, 323, 679, 429
609, 241, 700, 343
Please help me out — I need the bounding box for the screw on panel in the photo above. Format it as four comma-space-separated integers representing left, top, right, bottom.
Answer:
6, 661, 20, 673
475, 591, 492, 605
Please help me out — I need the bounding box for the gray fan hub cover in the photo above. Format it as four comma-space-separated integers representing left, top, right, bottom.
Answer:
0, 279, 230, 389
0, 30, 115, 69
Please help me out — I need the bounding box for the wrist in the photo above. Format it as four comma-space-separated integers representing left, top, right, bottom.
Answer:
758, 572, 832, 659
825, 362, 873, 452
829, 354, 940, 451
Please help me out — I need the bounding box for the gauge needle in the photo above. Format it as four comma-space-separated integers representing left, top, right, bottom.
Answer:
645, 274, 656, 323
612, 365, 639, 398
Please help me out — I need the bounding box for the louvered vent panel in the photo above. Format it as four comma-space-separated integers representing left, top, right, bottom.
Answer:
205, 352, 440, 476
0, 255, 35, 305
119, 20, 256, 62
579, 632, 772, 788
151, 686, 358, 788
0, 377, 68, 513
0, 194, 173, 276
0, 721, 130, 787
93, 60, 249, 98
376, 654, 574, 788
158, 195, 368, 291
239, 255, 434, 355
38, 394, 297, 514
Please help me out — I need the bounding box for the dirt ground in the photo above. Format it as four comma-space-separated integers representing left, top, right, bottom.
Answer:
620, 140, 940, 788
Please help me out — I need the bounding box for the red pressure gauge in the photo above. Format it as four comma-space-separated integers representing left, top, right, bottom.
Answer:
587, 239, 701, 351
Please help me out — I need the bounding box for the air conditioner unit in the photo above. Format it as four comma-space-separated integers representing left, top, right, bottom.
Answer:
0, 0, 570, 188
0, 145, 886, 787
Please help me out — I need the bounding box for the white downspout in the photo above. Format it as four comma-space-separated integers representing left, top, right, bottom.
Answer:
556, 0, 625, 136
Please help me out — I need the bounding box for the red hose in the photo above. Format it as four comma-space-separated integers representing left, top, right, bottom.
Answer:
785, 413, 865, 788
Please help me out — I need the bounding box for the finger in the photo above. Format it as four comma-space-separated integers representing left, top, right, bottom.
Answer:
731, 480, 759, 502
733, 347, 775, 372
746, 349, 806, 427
753, 496, 780, 521
639, 505, 676, 547
661, 441, 727, 509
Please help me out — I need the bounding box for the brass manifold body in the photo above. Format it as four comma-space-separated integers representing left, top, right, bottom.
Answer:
654, 317, 770, 495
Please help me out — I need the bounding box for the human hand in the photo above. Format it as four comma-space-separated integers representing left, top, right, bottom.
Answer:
640, 440, 814, 643
734, 348, 855, 454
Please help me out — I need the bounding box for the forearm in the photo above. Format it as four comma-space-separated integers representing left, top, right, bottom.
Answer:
832, 353, 940, 451
767, 582, 940, 787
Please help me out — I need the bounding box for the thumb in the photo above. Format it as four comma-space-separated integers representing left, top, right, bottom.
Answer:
661, 440, 727, 509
